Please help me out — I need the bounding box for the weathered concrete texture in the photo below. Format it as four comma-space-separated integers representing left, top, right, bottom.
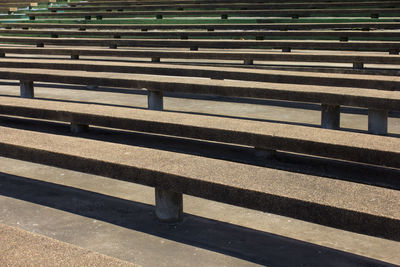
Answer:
0, 223, 137, 267
0, 67, 399, 113
147, 89, 163, 111
3, 28, 400, 40
22, 8, 400, 19
3, 22, 400, 30
0, 46, 400, 67
0, 36, 399, 52
44, 2, 400, 13
70, 122, 89, 134
0, 57, 400, 91
0, 158, 399, 266
368, 109, 388, 135
321, 104, 340, 129
20, 80, 33, 99
0, 96, 399, 168
155, 188, 183, 222
0, 126, 399, 241
0, 80, 399, 265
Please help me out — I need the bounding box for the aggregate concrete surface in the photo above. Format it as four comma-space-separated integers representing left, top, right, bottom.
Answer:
0, 73, 399, 266
0, 223, 137, 267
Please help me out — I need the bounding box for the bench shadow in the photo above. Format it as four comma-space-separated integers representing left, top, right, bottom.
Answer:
5, 55, 400, 77
0, 172, 396, 267
2, 81, 400, 119
1, 115, 399, 190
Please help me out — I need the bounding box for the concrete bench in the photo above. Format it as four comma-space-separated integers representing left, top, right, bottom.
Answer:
1, 29, 399, 42
1, 36, 399, 53
26, 8, 400, 20
0, 0, 54, 9
0, 96, 399, 168
4, 22, 400, 31
0, 0, 397, 246
1, 46, 400, 71
0, 122, 398, 240
0, 66, 397, 134
0, 7, 18, 13
83, 0, 394, 3
73, 0, 400, 7
50, 1, 400, 12
0, 58, 398, 92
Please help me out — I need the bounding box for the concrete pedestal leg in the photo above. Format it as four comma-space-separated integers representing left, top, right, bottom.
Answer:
244, 59, 253, 65
151, 57, 161, 63
321, 104, 340, 129
353, 62, 364, 69
148, 90, 163, 111
20, 81, 34, 98
155, 188, 183, 223
147, 91, 182, 222
368, 109, 388, 135
70, 123, 89, 133
255, 147, 276, 159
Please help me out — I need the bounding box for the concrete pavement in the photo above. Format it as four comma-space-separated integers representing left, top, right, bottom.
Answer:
0, 223, 137, 266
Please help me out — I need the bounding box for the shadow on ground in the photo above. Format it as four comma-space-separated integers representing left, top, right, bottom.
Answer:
0, 173, 395, 267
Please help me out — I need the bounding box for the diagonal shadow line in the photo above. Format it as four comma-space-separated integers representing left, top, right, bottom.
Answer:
0, 172, 396, 267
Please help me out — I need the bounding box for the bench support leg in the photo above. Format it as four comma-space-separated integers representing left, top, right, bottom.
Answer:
353, 62, 364, 69
151, 57, 161, 63
244, 59, 253, 65
321, 104, 340, 129
20, 81, 34, 99
255, 147, 275, 159
70, 123, 89, 133
148, 90, 163, 111
368, 109, 388, 135
155, 188, 183, 223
